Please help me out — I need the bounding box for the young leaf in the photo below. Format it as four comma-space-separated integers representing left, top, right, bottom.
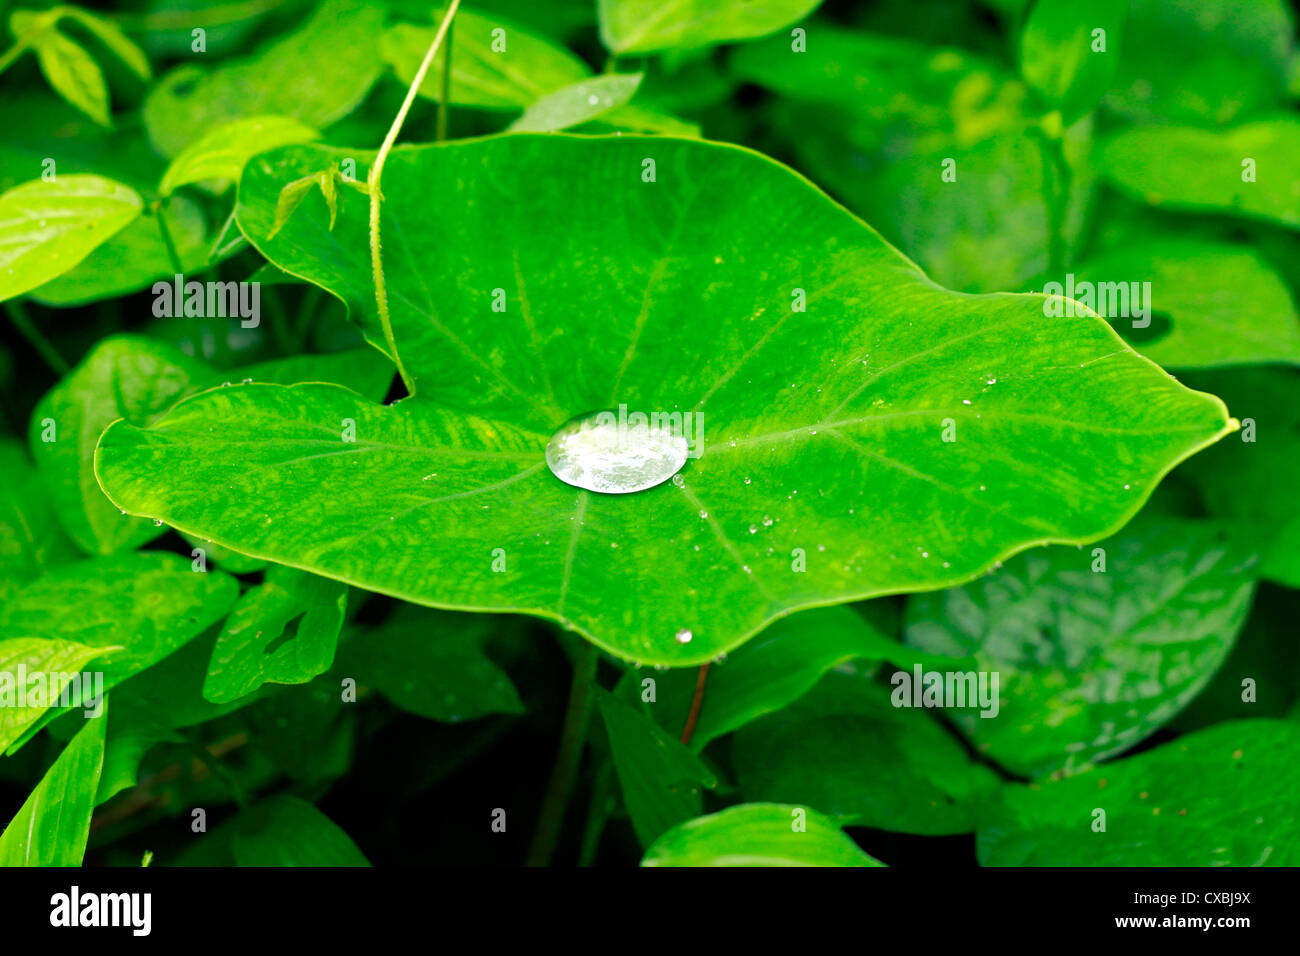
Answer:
0, 636, 116, 751
596, 688, 716, 846
24, 25, 110, 126
1073, 240, 1300, 369
97, 136, 1232, 667
202, 566, 346, 704
979, 720, 1300, 865
57, 6, 152, 82
733, 671, 1002, 835
231, 795, 369, 866
905, 518, 1258, 776
1018, 0, 1126, 125
0, 705, 107, 865
159, 115, 320, 197
0, 438, 79, 607
598, 0, 823, 56
509, 73, 644, 133
0, 174, 142, 302
642, 803, 884, 867
380, 10, 589, 110
1098, 117, 1300, 230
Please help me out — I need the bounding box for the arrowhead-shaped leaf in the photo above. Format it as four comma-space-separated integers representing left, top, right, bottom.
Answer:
96, 135, 1232, 666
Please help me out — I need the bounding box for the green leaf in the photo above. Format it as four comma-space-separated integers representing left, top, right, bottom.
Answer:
904, 517, 1257, 776
731, 28, 1095, 292
598, 0, 823, 55
159, 115, 320, 197
509, 73, 643, 133
641, 803, 884, 867
31, 335, 211, 555
1098, 117, 1300, 231
0, 706, 106, 865
0, 552, 239, 742
1018, 0, 1126, 125
0, 174, 142, 302
97, 135, 1232, 667
1074, 239, 1300, 369
596, 688, 716, 846
58, 6, 152, 82
202, 566, 346, 704
733, 671, 1002, 835
342, 606, 524, 722
0, 438, 78, 608
26, 26, 109, 126
1107, 0, 1295, 125
231, 795, 369, 866
142, 0, 385, 157
636, 603, 959, 750
979, 720, 1300, 865
380, 10, 589, 110
0, 637, 115, 751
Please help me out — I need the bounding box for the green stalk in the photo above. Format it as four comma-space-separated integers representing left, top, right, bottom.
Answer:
152, 200, 186, 277
4, 299, 69, 375
526, 639, 598, 866
436, 19, 453, 142
368, 0, 461, 397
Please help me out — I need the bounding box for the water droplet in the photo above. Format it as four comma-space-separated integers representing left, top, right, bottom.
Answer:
153, 519, 164, 526
671, 474, 685, 487
986, 377, 997, 385
674, 628, 693, 644
743, 476, 752, 485
587, 94, 600, 105
545, 409, 688, 494
698, 509, 708, 519
748, 525, 758, 534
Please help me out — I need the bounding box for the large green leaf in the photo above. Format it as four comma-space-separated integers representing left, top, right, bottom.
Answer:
96, 135, 1231, 666
1018, 0, 1127, 125
380, 9, 589, 110
202, 566, 346, 704
142, 0, 385, 157
734, 671, 1002, 835
0, 706, 106, 866
0, 438, 78, 607
230, 795, 370, 866
0, 636, 115, 751
1074, 240, 1300, 369
1098, 118, 1300, 231
596, 688, 716, 846
979, 720, 1300, 865
0, 174, 142, 302
905, 517, 1257, 776
598, 0, 823, 55
641, 803, 884, 867
1106, 0, 1294, 125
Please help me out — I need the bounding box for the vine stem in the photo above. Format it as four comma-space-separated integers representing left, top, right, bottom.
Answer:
4, 300, 68, 374
152, 200, 185, 277
1039, 124, 1072, 278
680, 662, 710, 746
526, 640, 598, 867
368, 0, 461, 397
436, 19, 453, 141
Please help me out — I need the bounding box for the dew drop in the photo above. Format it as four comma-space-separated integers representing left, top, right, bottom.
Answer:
698, 509, 708, 518
674, 628, 693, 644
743, 476, 752, 485
153, 519, 163, 526
545, 409, 688, 494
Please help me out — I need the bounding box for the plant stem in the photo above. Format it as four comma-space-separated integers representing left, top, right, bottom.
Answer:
680, 662, 710, 746
1040, 131, 1072, 278
577, 759, 615, 867
152, 200, 185, 277
436, 19, 453, 141
526, 639, 598, 866
368, 0, 460, 397
4, 299, 69, 374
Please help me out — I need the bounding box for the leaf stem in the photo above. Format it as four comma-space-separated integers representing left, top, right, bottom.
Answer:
4, 299, 69, 375
368, 0, 460, 397
1039, 129, 1072, 278
525, 638, 598, 866
436, 19, 453, 141
152, 200, 185, 277
680, 662, 710, 746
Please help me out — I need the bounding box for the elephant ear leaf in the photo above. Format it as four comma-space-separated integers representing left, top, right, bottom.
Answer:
96, 135, 1231, 666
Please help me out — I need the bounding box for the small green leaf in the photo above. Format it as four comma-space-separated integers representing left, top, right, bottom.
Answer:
231, 795, 369, 866
642, 803, 884, 867
0, 174, 142, 302
203, 567, 346, 704
58, 6, 152, 82
509, 73, 644, 132
26, 27, 109, 126
1098, 118, 1300, 230
0, 637, 115, 751
598, 0, 823, 55
905, 517, 1258, 776
0, 705, 107, 866
380, 10, 589, 110
979, 720, 1300, 865
596, 688, 715, 846
159, 115, 320, 197
1018, 0, 1126, 125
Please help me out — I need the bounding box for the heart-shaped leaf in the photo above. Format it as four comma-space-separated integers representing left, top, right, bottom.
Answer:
0, 174, 142, 302
641, 803, 884, 867
0, 636, 115, 751
230, 795, 370, 866
978, 720, 1300, 865
904, 517, 1257, 776
96, 135, 1232, 666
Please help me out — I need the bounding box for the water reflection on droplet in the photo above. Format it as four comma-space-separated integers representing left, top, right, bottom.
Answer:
675, 628, 693, 644
545, 409, 688, 494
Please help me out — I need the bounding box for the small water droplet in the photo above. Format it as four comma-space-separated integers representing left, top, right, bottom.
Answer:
743, 476, 752, 485
671, 474, 685, 487
153, 519, 163, 526
674, 628, 693, 644
545, 409, 688, 494
748, 525, 758, 534
986, 377, 997, 385
698, 509, 708, 518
